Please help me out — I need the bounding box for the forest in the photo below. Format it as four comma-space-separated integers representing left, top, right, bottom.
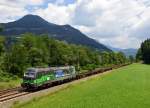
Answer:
136, 39, 150, 64
0, 33, 130, 78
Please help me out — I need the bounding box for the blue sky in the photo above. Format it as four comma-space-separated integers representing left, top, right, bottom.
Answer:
26, 0, 75, 12
0, 0, 150, 49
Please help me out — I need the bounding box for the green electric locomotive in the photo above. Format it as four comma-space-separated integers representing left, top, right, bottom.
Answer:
21, 66, 76, 89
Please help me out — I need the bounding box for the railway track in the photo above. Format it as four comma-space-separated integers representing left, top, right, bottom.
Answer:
0, 92, 30, 102
0, 63, 130, 103
0, 87, 22, 95
0, 87, 29, 102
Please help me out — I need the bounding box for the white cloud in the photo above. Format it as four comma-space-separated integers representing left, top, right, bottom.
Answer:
0, 2, 27, 22
69, 0, 150, 48
34, 3, 75, 25
28, 0, 44, 5
0, 0, 46, 22
0, 0, 150, 48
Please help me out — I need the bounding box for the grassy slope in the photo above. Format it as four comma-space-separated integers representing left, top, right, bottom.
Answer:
0, 79, 21, 90
0, 71, 21, 90
14, 64, 150, 108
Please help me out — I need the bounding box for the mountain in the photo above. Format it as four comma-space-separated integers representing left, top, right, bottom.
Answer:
108, 46, 137, 57
121, 49, 138, 57
0, 14, 111, 52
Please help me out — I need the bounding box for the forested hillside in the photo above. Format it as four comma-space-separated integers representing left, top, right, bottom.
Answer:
0, 15, 110, 52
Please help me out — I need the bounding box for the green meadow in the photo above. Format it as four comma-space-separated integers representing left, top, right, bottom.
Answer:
13, 64, 150, 108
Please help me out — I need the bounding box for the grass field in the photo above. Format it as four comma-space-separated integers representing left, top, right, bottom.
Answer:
13, 63, 150, 108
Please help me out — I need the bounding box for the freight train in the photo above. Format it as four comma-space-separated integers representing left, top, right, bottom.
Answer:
21, 64, 129, 90
21, 66, 76, 89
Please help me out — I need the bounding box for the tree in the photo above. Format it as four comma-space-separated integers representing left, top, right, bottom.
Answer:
20, 33, 36, 50
140, 39, 150, 64
101, 52, 110, 65
0, 36, 5, 56
116, 52, 126, 64
28, 47, 44, 67
0, 36, 5, 73
0, 25, 3, 32
109, 52, 118, 64
3, 45, 28, 76
136, 48, 142, 61
129, 55, 134, 63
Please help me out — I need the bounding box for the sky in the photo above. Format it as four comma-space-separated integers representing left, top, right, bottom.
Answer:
0, 0, 150, 49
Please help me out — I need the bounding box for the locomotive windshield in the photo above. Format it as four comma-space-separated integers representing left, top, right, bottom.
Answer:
24, 72, 35, 78
24, 69, 36, 78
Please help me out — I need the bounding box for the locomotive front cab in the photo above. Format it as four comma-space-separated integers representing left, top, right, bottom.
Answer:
21, 68, 37, 89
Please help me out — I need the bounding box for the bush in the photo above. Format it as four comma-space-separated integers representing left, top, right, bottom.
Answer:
0, 69, 18, 82
82, 64, 98, 71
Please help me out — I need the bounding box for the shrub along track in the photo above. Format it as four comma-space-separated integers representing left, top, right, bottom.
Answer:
0, 64, 130, 107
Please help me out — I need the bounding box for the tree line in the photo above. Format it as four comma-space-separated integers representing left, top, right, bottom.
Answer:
136, 39, 150, 64
0, 33, 130, 77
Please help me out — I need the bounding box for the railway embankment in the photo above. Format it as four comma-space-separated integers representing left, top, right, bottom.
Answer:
0, 64, 129, 108
0, 70, 115, 108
